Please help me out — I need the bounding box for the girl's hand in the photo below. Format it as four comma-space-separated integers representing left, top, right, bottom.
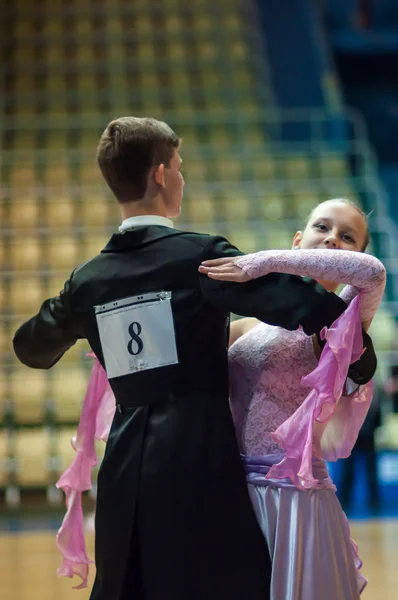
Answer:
198, 257, 251, 282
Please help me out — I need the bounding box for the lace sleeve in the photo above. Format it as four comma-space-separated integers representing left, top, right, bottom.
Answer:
236, 249, 386, 323
339, 285, 357, 304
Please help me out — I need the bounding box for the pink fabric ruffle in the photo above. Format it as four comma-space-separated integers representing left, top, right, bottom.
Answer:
267, 295, 373, 489
55, 352, 114, 588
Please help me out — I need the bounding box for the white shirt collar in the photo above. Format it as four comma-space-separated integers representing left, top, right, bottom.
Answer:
118, 215, 174, 233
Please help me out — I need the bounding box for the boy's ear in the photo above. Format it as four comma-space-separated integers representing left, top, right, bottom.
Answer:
154, 164, 166, 188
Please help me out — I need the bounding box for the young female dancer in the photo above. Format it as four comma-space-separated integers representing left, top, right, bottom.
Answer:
199, 199, 386, 599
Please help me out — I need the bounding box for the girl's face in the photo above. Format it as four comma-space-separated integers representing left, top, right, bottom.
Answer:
292, 200, 368, 292
293, 200, 367, 253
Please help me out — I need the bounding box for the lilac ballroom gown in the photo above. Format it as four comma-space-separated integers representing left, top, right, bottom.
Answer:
228, 248, 386, 600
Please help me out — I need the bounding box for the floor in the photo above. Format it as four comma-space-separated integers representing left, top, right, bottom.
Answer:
0, 519, 397, 600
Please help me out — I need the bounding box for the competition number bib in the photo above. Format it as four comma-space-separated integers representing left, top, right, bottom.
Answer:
95, 291, 178, 379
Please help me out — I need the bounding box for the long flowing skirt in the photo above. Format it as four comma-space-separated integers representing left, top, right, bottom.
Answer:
244, 454, 366, 600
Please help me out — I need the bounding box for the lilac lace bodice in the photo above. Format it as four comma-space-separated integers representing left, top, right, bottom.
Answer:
229, 324, 317, 455
229, 249, 386, 456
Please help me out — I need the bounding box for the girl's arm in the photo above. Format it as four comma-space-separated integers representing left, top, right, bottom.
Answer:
201, 249, 386, 326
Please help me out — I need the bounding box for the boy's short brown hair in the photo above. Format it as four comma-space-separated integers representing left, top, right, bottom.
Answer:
97, 117, 180, 203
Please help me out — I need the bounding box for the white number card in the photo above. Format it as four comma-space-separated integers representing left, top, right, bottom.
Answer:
95, 291, 178, 379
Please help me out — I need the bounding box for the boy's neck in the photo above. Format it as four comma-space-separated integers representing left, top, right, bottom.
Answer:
120, 198, 167, 221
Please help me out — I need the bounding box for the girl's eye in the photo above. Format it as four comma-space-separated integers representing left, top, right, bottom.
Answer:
343, 234, 355, 243
315, 223, 327, 231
